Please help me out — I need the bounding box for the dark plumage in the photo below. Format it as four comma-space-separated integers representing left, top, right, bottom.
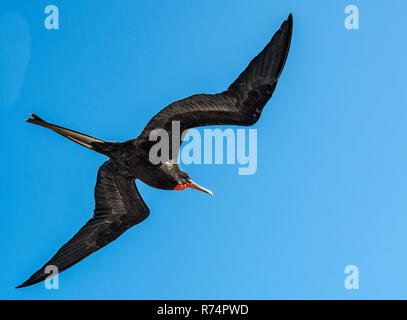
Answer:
17, 14, 293, 288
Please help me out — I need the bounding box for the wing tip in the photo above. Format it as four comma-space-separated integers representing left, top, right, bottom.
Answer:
272, 13, 293, 81
16, 268, 47, 289
16, 279, 35, 289
283, 13, 293, 32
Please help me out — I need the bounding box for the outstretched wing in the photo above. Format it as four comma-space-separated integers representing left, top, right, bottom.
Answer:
17, 160, 150, 288
136, 14, 293, 156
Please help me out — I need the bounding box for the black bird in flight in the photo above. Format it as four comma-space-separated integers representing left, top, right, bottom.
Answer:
18, 14, 293, 288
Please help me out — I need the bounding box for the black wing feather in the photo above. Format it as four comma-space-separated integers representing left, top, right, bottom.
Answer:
17, 160, 150, 288
137, 14, 293, 151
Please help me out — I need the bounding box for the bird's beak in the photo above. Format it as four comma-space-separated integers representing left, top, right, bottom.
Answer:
189, 181, 214, 197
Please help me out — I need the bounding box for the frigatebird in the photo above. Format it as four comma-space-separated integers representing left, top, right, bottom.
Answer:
17, 14, 293, 288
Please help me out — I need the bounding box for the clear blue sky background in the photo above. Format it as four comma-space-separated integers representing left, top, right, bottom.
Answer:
1, 0, 407, 299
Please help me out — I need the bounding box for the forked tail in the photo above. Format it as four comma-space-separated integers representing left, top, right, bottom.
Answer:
26, 114, 117, 155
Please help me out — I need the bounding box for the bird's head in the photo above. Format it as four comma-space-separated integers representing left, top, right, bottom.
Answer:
173, 169, 213, 196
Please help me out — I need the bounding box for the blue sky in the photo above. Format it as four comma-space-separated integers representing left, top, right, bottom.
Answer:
1, 0, 407, 299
